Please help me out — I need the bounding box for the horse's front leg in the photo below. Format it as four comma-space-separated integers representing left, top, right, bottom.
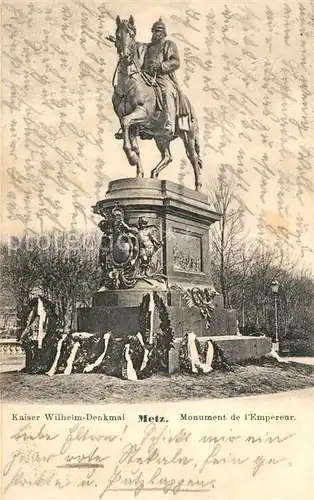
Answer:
129, 130, 143, 178
121, 106, 147, 177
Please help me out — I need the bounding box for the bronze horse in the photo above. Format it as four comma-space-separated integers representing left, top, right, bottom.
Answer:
112, 16, 203, 191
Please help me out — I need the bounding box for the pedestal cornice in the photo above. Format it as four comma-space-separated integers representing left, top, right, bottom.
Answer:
94, 178, 221, 227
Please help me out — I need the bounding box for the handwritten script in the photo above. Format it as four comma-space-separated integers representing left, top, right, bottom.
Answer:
2, 418, 297, 498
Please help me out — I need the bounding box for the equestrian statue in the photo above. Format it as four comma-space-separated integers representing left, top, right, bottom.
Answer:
107, 16, 203, 191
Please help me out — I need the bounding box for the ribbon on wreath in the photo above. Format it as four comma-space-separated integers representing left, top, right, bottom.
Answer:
136, 332, 150, 371
84, 332, 112, 373
122, 344, 137, 381
64, 341, 80, 375
187, 332, 214, 373
37, 298, 47, 349
46, 333, 67, 377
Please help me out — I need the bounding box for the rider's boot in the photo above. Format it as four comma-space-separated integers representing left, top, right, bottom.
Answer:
115, 128, 123, 140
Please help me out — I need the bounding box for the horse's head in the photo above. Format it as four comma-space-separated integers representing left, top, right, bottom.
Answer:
115, 15, 137, 65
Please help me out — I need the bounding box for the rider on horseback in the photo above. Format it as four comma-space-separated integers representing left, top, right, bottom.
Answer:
115, 18, 181, 139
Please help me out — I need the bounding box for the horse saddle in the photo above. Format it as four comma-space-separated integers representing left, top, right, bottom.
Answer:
141, 71, 163, 111
142, 72, 191, 125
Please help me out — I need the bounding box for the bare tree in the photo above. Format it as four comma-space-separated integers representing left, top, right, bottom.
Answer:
38, 231, 102, 329
1, 231, 102, 330
225, 240, 314, 353
207, 174, 245, 307
228, 242, 297, 326
0, 236, 42, 321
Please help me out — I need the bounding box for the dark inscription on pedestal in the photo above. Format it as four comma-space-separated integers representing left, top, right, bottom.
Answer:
172, 228, 202, 273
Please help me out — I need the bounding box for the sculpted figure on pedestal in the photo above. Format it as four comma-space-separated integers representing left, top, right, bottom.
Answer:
94, 204, 164, 289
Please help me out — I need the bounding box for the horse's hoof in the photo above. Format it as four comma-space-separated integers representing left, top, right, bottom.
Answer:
128, 154, 138, 166
150, 170, 158, 179
195, 183, 202, 192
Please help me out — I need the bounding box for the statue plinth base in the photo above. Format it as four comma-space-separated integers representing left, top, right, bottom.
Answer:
77, 178, 271, 367
78, 289, 237, 338
94, 178, 220, 289
79, 178, 237, 337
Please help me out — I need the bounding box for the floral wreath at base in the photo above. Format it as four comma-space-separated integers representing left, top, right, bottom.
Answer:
92, 333, 149, 380
27, 294, 231, 379
179, 332, 232, 374
138, 291, 175, 377
88, 291, 175, 380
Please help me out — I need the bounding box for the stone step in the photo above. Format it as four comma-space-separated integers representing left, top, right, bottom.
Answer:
168, 335, 272, 374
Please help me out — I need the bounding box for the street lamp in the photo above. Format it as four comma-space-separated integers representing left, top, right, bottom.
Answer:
271, 279, 279, 351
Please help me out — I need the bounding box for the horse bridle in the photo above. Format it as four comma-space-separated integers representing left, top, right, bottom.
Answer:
113, 23, 156, 93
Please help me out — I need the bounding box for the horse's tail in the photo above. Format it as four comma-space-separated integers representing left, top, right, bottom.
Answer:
194, 130, 203, 170
183, 97, 203, 170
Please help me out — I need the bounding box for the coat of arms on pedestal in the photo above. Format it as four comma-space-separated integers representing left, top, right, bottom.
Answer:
93, 203, 165, 289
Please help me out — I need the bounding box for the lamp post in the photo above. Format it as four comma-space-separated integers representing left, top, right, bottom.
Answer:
271, 279, 279, 351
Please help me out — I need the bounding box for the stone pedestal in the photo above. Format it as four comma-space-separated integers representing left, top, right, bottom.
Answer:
79, 178, 238, 337
77, 178, 270, 367
93, 178, 220, 289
